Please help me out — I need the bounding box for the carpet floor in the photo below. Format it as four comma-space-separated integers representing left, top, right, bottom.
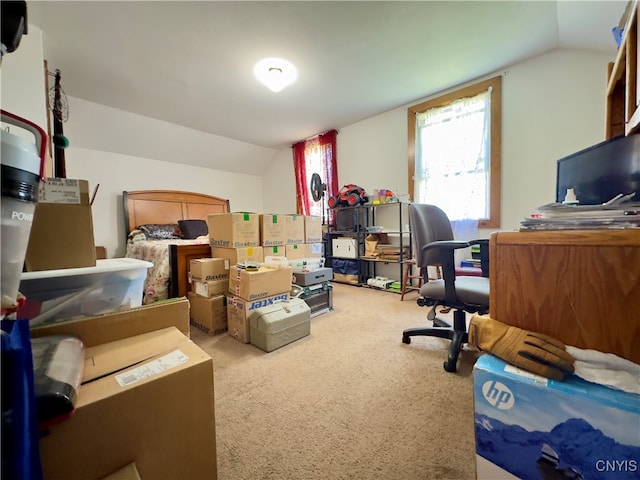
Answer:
190, 282, 480, 480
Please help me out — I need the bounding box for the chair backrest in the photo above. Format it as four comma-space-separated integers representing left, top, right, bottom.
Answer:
409, 203, 454, 269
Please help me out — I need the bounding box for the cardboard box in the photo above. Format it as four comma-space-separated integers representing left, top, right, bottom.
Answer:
285, 243, 323, 259
332, 237, 358, 258
34, 301, 217, 480
227, 292, 290, 343
304, 215, 323, 243
100, 463, 141, 480
473, 354, 640, 480
293, 267, 333, 286
284, 214, 305, 244
208, 212, 259, 248
188, 291, 227, 335
192, 279, 229, 298
228, 265, 293, 300
25, 178, 97, 271
210, 246, 264, 266
189, 257, 230, 281
333, 273, 359, 285
30, 297, 191, 343
262, 245, 286, 257
259, 213, 287, 246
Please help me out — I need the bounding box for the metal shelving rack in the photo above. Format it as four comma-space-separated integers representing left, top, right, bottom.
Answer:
325, 202, 412, 290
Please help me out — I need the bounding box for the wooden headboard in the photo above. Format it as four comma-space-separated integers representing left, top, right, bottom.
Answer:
123, 190, 230, 299
123, 189, 230, 236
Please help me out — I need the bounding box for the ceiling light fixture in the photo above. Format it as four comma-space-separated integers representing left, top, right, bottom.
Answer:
254, 57, 297, 93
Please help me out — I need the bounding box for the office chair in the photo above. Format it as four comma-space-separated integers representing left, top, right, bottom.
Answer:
401, 204, 490, 372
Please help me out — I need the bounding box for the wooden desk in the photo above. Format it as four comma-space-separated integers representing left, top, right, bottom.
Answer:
489, 230, 640, 364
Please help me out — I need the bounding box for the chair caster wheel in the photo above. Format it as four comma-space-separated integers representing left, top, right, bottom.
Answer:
443, 360, 457, 372
402, 335, 411, 345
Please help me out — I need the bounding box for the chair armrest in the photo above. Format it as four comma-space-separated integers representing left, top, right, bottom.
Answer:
421, 241, 469, 303
421, 240, 471, 253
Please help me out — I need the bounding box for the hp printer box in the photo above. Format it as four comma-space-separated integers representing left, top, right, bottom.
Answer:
473, 354, 640, 480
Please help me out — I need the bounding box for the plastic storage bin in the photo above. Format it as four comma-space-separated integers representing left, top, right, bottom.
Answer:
18, 258, 153, 327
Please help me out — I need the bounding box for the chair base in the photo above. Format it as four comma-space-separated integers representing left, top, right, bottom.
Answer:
401, 309, 468, 372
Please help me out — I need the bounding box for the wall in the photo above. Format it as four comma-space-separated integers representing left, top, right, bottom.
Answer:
66, 146, 262, 258
61, 97, 265, 257
264, 48, 612, 238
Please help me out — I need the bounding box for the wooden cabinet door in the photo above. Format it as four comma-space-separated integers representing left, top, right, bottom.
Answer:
489, 230, 640, 364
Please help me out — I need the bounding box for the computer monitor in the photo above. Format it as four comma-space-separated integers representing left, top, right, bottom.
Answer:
556, 134, 640, 205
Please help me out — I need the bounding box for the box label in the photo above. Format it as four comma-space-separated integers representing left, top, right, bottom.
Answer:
115, 349, 189, 387
246, 293, 290, 312
39, 178, 83, 204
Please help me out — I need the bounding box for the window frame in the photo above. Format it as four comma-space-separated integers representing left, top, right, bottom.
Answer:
407, 76, 502, 229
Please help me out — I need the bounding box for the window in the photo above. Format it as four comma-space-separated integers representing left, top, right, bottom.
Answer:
408, 76, 501, 228
292, 130, 339, 223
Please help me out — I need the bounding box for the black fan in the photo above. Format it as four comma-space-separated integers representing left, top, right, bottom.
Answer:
310, 173, 327, 202
310, 172, 328, 224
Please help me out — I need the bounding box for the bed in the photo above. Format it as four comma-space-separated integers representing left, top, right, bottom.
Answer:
123, 190, 230, 303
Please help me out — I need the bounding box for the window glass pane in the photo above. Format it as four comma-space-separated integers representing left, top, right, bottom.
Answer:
305, 145, 325, 217
415, 90, 490, 222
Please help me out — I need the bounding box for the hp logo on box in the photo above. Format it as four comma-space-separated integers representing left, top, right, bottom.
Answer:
482, 380, 514, 410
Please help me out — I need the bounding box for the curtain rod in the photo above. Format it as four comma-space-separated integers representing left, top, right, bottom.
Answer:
291, 129, 339, 148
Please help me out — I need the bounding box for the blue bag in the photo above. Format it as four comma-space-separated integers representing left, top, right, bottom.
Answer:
1, 318, 44, 480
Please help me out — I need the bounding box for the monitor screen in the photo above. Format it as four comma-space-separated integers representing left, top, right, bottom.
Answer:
556, 135, 640, 205
335, 208, 357, 231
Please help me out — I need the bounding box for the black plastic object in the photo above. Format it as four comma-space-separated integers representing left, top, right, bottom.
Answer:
310, 173, 327, 202
31, 335, 84, 428
1, 1, 28, 56
556, 134, 640, 205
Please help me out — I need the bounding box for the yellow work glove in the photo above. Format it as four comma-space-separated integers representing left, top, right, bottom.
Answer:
468, 314, 575, 381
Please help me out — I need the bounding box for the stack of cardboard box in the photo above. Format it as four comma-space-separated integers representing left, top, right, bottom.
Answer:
202, 212, 296, 343
195, 212, 330, 343
285, 214, 324, 265
32, 299, 218, 479
187, 257, 230, 335
226, 264, 293, 343
259, 213, 287, 257
208, 212, 264, 265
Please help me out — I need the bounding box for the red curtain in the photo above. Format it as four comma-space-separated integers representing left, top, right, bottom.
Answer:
292, 129, 338, 224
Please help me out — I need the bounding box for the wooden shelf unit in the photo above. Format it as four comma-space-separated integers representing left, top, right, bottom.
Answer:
606, 0, 639, 138
489, 229, 640, 364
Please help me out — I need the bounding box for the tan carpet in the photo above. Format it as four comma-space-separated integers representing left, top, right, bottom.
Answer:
190, 283, 480, 480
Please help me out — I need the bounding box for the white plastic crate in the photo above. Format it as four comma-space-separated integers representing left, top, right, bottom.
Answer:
19, 258, 153, 327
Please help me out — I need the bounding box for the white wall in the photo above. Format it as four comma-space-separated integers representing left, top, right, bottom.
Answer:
267, 49, 611, 236
262, 147, 297, 214
66, 147, 263, 258
65, 96, 277, 174
61, 97, 265, 257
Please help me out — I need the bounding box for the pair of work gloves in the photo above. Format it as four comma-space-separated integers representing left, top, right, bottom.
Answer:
468, 314, 575, 381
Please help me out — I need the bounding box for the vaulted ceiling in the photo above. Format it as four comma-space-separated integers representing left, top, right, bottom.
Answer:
27, 1, 626, 169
